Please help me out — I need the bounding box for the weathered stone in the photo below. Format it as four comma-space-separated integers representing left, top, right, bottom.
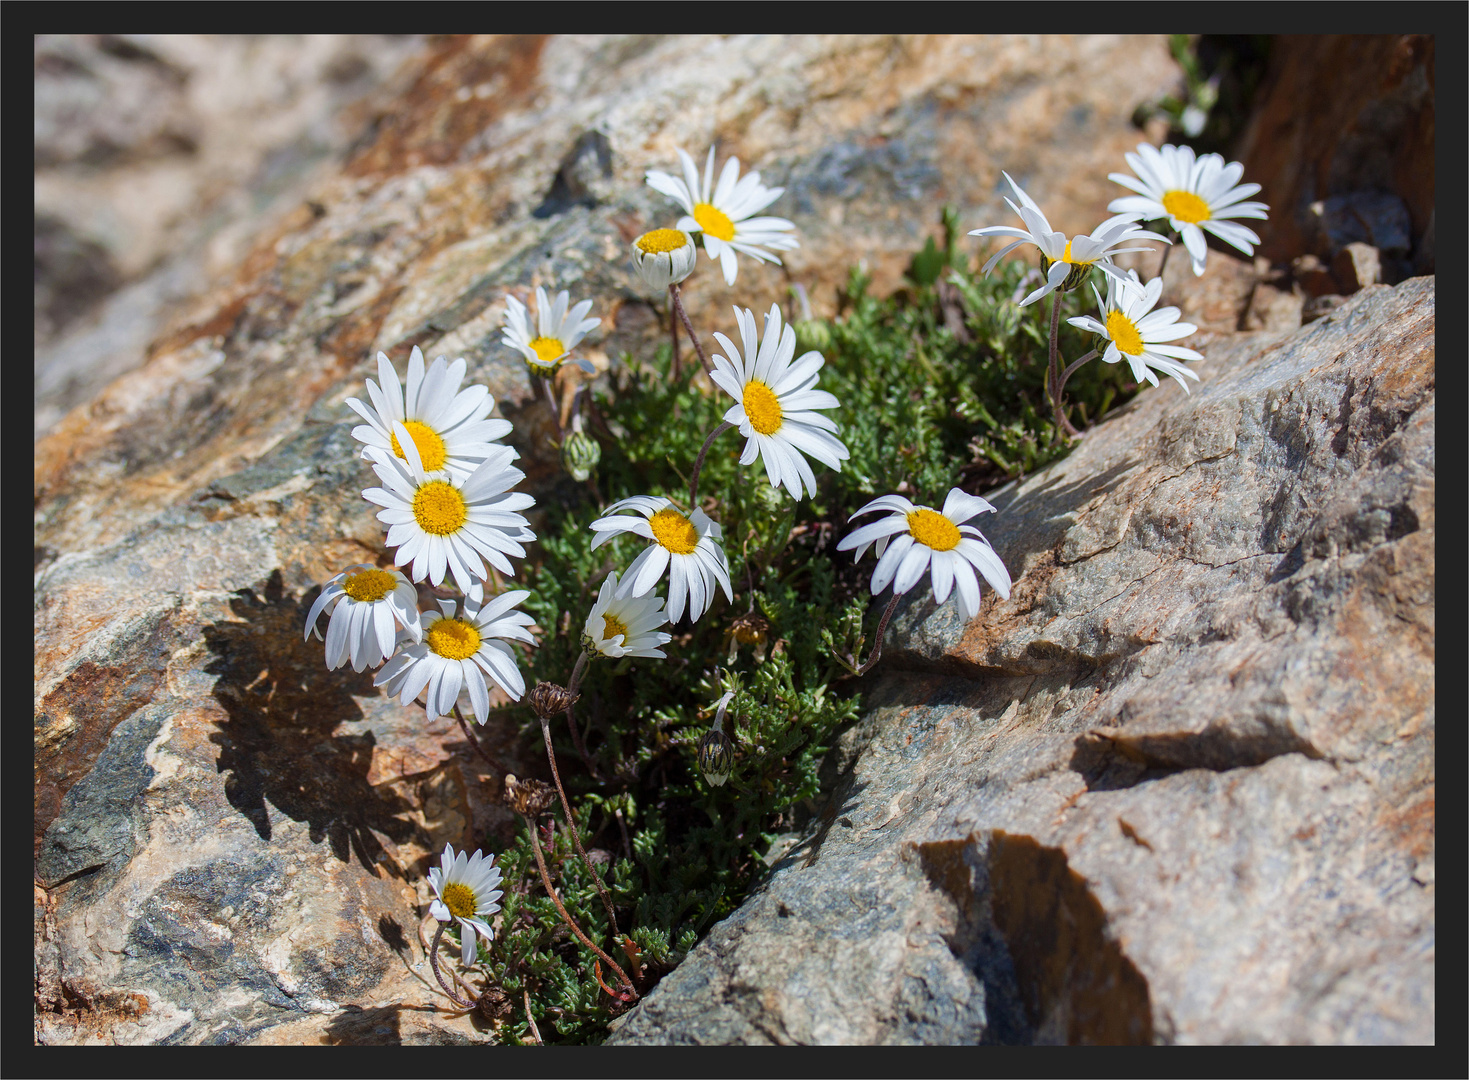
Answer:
1333, 242, 1382, 294
1237, 35, 1434, 273
35, 33, 1195, 1046
610, 277, 1434, 1045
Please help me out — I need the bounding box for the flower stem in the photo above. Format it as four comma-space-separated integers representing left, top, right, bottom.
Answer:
429, 924, 475, 1008
453, 705, 508, 775
1156, 228, 1177, 281
522, 811, 637, 1001
523, 990, 542, 1044
1047, 294, 1080, 440
837, 591, 902, 676
563, 649, 597, 777
668, 285, 682, 381
689, 421, 735, 508
542, 376, 565, 442
670, 282, 714, 378
1055, 349, 1100, 401
538, 705, 618, 934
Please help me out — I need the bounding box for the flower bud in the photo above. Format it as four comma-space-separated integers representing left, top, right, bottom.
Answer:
527, 681, 578, 720
561, 428, 601, 482
697, 728, 735, 787
632, 228, 697, 290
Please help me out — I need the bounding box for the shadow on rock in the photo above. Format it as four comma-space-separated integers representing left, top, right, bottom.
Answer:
205, 570, 419, 875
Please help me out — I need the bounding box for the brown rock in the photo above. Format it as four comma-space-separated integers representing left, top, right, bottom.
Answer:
1332, 242, 1382, 294
1240, 282, 1303, 332
1236, 35, 1434, 267
1291, 254, 1339, 299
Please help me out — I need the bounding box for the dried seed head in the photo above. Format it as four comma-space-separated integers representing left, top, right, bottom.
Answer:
503, 773, 558, 817
696, 728, 735, 787
476, 986, 513, 1021
527, 681, 579, 720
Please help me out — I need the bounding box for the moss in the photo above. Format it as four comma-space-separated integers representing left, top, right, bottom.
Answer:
467, 213, 1143, 1044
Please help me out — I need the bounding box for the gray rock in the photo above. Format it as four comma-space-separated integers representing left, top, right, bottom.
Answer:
610, 277, 1435, 1045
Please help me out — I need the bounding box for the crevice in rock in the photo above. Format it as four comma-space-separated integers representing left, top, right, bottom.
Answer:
984, 831, 1154, 1044
1070, 722, 1322, 792
532, 129, 613, 219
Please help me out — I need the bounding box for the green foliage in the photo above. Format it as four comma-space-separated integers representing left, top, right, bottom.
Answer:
465, 214, 1143, 1043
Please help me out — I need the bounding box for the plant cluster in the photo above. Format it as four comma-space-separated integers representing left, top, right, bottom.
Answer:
300, 138, 1267, 1043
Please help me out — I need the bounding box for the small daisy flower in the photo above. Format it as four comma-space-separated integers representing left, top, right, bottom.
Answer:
709, 303, 849, 500
646, 146, 798, 286
363, 428, 536, 595
501, 286, 600, 377
837, 489, 1012, 623
427, 843, 504, 967
631, 228, 698, 290
969, 171, 1169, 306
589, 496, 732, 624
581, 571, 673, 659
303, 564, 422, 672
375, 591, 536, 719
346, 346, 514, 484
1106, 142, 1270, 276
1067, 269, 1202, 393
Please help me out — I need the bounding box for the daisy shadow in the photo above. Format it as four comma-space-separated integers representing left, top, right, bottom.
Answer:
204, 570, 420, 875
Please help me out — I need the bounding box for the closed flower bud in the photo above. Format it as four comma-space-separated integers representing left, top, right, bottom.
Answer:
561, 428, 601, 482
631, 228, 697, 290
527, 681, 578, 720
503, 773, 558, 817
697, 728, 735, 787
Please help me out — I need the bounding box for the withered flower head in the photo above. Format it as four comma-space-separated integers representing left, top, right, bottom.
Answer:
503, 773, 558, 817
724, 611, 770, 664
527, 681, 579, 721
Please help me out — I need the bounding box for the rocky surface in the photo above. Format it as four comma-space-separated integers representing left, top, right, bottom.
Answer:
35, 33, 1192, 1046
1236, 34, 1434, 280
609, 276, 1435, 1045
34, 34, 1433, 1047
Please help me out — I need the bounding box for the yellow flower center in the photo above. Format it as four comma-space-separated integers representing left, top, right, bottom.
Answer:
742, 380, 783, 436
906, 508, 961, 552
341, 568, 397, 603
602, 613, 629, 641
1162, 190, 1212, 225
1105, 309, 1145, 356
426, 617, 482, 661
528, 336, 565, 364
649, 507, 701, 555
389, 419, 448, 472
1059, 239, 1092, 267
637, 228, 688, 254
693, 202, 736, 242
412, 480, 468, 536
440, 881, 478, 920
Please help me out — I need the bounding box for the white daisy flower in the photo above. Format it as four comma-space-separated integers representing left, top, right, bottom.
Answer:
631, 228, 698, 290
427, 843, 504, 967
375, 591, 536, 719
581, 571, 673, 659
362, 427, 536, 595
346, 346, 514, 484
837, 489, 1012, 623
303, 564, 422, 672
646, 146, 798, 286
589, 496, 732, 624
709, 302, 850, 501
501, 286, 600, 377
1106, 142, 1270, 276
969, 171, 1169, 306
1067, 269, 1202, 393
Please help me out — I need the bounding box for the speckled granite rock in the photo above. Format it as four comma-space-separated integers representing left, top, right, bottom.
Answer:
608, 277, 1434, 1045
34, 34, 1190, 1046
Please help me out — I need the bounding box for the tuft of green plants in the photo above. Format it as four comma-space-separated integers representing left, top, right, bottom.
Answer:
464, 212, 1144, 1043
